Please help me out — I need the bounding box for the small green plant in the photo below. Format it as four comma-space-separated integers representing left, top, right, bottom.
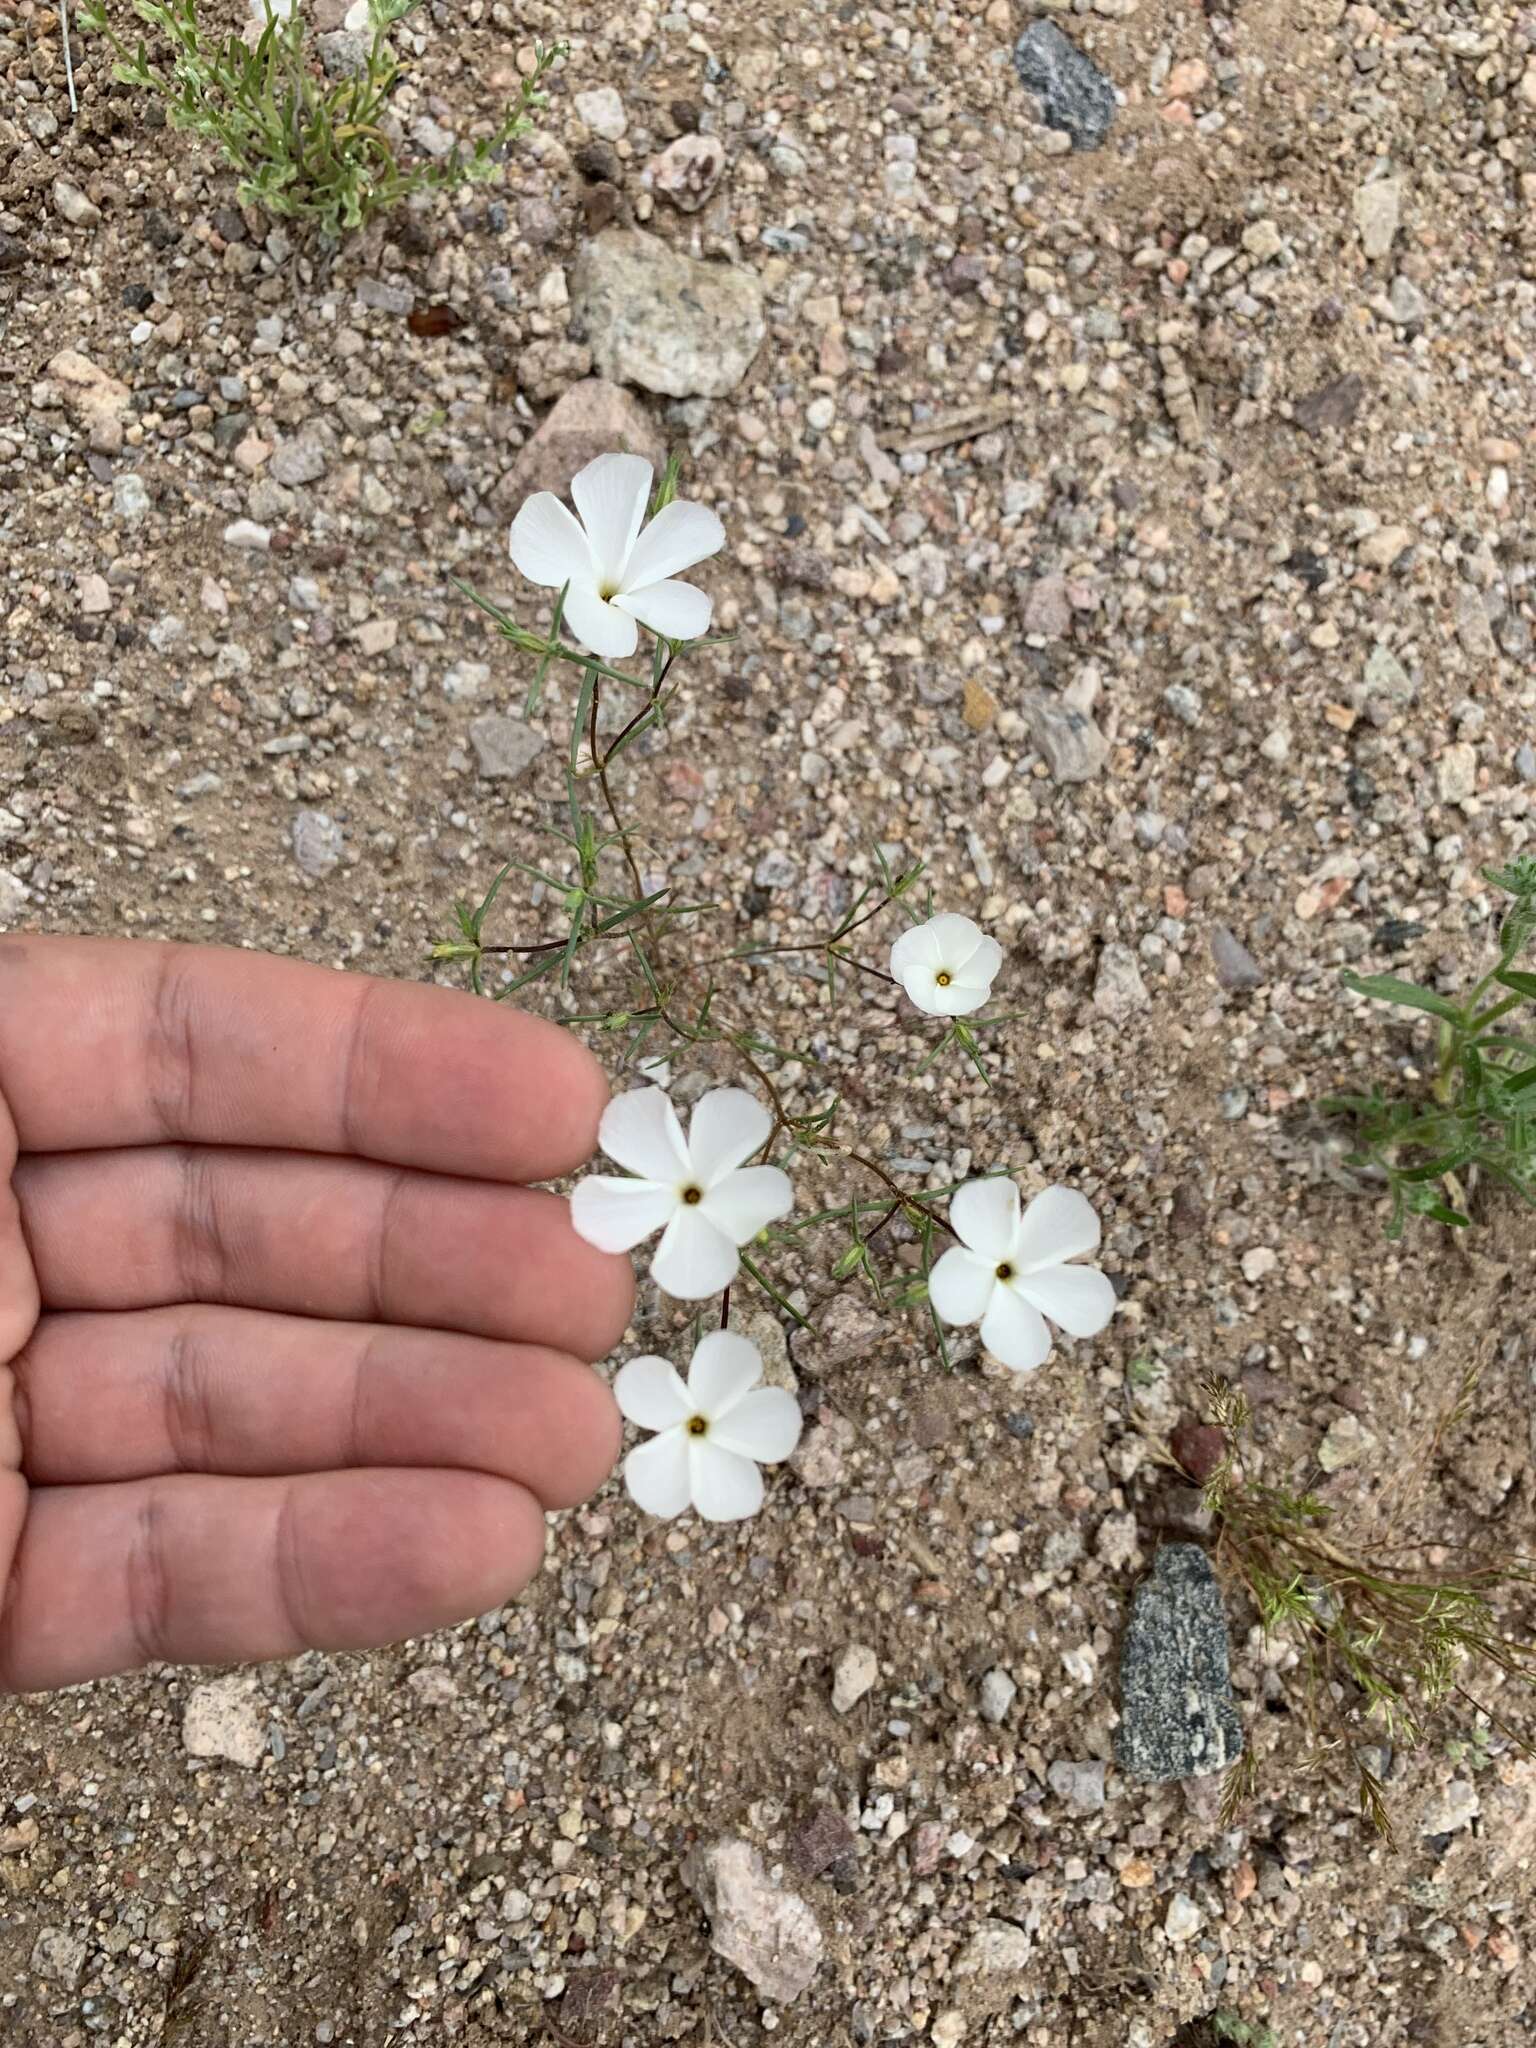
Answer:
1212, 2017, 1281, 2048
80, 0, 560, 239
1182, 1371, 1536, 1847
1328, 857, 1536, 1236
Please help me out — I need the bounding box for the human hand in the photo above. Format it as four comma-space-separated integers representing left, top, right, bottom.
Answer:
0, 937, 632, 1691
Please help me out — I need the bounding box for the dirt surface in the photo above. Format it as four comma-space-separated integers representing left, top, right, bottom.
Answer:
4, 0, 1536, 2042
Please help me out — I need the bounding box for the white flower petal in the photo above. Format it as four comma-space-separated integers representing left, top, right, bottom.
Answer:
689, 1439, 765, 1522
1015, 1263, 1116, 1338
710, 1386, 801, 1463
686, 1329, 763, 1417
342, 0, 369, 26
559, 581, 639, 660
927, 1245, 996, 1326
979, 1286, 1054, 1373
1014, 1185, 1102, 1269
598, 1087, 690, 1181
948, 1177, 1021, 1262
650, 1207, 740, 1299
613, 1354, 693, 1431
624, 1429, 692, 1518
612, 577, 713, 643
571, 452, 653, 587
927, 976, 990, 1017
896, 961, 945, 1015
698, 1165, 794, 1246
621, 498, 726, 590
569, 1175, 677, 1253
953, 932, 1003, 991
890, 921, 945, 977
923, 911, 988, 958
509, 491, 595, 591
688, 1087, 772, 1185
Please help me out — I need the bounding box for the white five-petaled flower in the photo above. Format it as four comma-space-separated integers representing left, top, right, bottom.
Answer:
928, 1179, 1115, 1374
890, 912, 1003, 1017
615, 1331, 801, 1522
570, 1086, 793, 1300
509, 451, 725, 661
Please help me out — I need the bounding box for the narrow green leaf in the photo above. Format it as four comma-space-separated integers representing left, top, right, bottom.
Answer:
1495, 969, 1536, 1000
1341, 971, 1461, 1022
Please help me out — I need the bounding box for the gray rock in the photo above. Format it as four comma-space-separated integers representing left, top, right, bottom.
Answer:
1209, 924, 1264, 991
1020, 689, 1108, 784
0, 869, 30, 926
410, 115, 457, 158
1292, 373, 1366, 435
1420, 1777, 1479, 1838
955, 1919, 1032, 1974
500, 377, 665, 509
683, 1837, 822, 2004
1516, 743, 1536, 785
269, 434, 329, 487
1021, 571, 1072, 639
1353, 176, 1403, 259
182, 1674, 267, 1767
442, 660, 490, 702
1092, 942, 1148, 1021
30, 1927, 86, 1985
468, 715, 545, 782
0, 229, 29, 270
1387, 274, 1429, 326
291, 808, 344, 877
317, 28, 369, 76
1012, 22, 1116, 150
978, 1667, 1017, 1724
1115, 1544, 1243, 1783
223, 518, 272, 550
47, 349, 130, 454
572, 228, 766, 398
1047, 1759, 1107, 1813
112, 473, 151, 522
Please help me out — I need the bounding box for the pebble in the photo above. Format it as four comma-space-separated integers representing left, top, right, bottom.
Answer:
53, 177, 101, 227
1420, 1779, 1480, 1838
1353, 176, 1403, 258
269, 434, 330, 487
574, 86, 627, 140
291, 808, 345, 877
1116, 1544, 1242, 1782
468, 714, 546, 782
47, 348, 131, 455
1020, 689, 1108, 784
1164, 1892, 1203, 1941
978, 1668, 1017, 1724
30, 1927, 87, 1985
643, 133, 726, 213
572, 229, 766, 399
1318, 1411, 1375, 1473
1359, 525, 1412, 570
1208, 924, 1265, 991
1292, 373, 1365, 435
1012, 22, 1117, 150
112, 473, 151, 522
832, 1643, 879, 1714
224, 519, 272, 550
1093, 942, 1150, 1020
1047, 1759, 1108, 1813
182, 1675, 267, 1768
955, 1919, 1032, 1974
503, 378, 664, 505
683, 1838, 823, 2004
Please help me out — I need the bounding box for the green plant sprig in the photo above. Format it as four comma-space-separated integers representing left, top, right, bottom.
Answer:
1328, 857, 1536, 1235
80, 0, 561, 240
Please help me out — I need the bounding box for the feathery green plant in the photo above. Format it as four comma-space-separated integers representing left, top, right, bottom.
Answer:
1328, 858, 1536, 1235
80, 0, 560, 239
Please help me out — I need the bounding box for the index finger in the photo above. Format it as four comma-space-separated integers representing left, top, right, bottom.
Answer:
0, 936, 609, 1183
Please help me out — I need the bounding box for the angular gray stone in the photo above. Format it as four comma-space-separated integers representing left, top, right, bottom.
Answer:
1012, 22, 1116, 150
1115, 1544, 1243, 1783
978, 1667, 1016, 1724
468, 715, 545, 783
1092, 941, 1148, 1020
1292, 373, 1365, 436
645, 132, 728, 213
31, 1927, 86, 1985
1208, 924, 1264, 991
683, 1837, 822, 2004
183, 1674, 267, 1767
291, 808, 344, 877
113, 473, 151, 522
1047, 1758, 1107, 1813
269, 434, 329, 487
1020, 689, 1108, 784
955, 1919, 1032, 1974
572, 229, 765, 398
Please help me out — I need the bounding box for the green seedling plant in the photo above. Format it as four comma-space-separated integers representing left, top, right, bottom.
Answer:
426, 450, 1121, 1524
1179, 1372, 1536, 1847
80, 0, 560, 240
1329, 857, 1536, 1235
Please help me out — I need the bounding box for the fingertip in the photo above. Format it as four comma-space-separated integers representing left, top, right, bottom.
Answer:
526, 1354, 623, 1511
506, 1010, 612, 1178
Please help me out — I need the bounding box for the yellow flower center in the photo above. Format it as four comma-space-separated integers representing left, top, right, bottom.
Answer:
996, 1262, 1014, 1282
682, 1186, 703, 1206
687, 1415, 709, 1437
935, 970, 952, 988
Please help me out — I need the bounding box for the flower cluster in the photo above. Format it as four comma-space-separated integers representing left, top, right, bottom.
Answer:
482, 454, 1120, 1526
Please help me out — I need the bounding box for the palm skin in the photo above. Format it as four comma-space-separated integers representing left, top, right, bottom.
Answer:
0, 936, 633, 1692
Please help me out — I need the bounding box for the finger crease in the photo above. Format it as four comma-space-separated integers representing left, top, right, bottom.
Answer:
339, 978, 385, 1163
163, 1322, 215, 1471
370, 1169, 410, 1326
271, 1483, 314, 1653
124, 1485, 174, 1669
174, 1149, 226, 1303
146, 950, 200, 1143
